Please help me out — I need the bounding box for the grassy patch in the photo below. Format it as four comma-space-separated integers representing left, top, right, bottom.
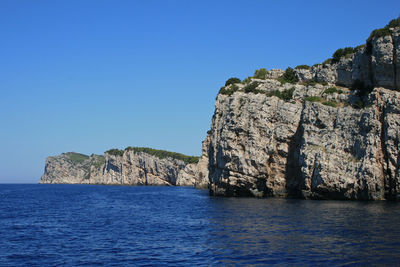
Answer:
324, 87, 343, 94
301, 79, 328, 86
125, 147, 199, 164
305, 96, 340, 108
322, 101, 339, 107
303, 79, 317, 86
305, 96, 324, 102
65, 152, 89, 163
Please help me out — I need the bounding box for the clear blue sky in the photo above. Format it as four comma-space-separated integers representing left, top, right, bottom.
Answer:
1, 0, 399, 183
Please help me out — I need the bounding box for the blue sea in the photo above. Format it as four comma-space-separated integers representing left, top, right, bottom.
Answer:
1, 185, 400, 266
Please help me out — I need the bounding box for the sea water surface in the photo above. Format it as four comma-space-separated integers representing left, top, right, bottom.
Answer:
1, 184, 400, 266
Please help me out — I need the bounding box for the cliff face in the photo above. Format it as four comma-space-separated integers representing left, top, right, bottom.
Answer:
40, 151, 208, 187
206, 27, 400, 200
294, 28, 400, 90
176, 137, 210, 188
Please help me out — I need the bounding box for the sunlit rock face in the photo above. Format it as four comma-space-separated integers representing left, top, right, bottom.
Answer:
293, 28, 400, 90
40, 150, 208, 188
205, 27, 400, 200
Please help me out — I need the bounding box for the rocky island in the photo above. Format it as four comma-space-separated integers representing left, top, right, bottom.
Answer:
41, 17, 400, 200
40, 147, 209, 188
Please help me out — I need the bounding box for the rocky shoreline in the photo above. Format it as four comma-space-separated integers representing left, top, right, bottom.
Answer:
40, 148, 209, 189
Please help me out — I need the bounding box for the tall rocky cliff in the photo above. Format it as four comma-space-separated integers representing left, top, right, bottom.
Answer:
40, 150, 208, 188
205, 24, 400, 200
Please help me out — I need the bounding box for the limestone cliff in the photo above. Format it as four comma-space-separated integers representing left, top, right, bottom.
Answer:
294, 27, 400, 90
206, 23, 400, 200
40, 150, 208, 187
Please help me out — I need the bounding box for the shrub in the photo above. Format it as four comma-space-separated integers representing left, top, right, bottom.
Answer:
332, 47, 356, 63
253, 68, 269, 79
278, 67, 298, 84
369, 28, 392, 40
243, 82, 261, 93
353, 100, 364, 109
305, 96, 324, 102
267, 87, 295, 101
225, 77, 241, 86
319, 81, 328, 86
295, 65, 311, 70
324, 87, 343, 94
368, 16, 400, 42
105, 149, 124, 156
242, 77, 252, 84
322, 58, 333, 65
219, 84, 239, 96
387, 17, 400, 28
322, 101, 339, 107
302, 79, 328, 87
124, 147, 199, 164
303, 79, 317, 86
354, 44, 365, 51
312, 63, 322, 68
281, 87, 295, 101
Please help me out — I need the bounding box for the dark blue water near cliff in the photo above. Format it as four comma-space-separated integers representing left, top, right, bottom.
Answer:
1, 185, 400, 266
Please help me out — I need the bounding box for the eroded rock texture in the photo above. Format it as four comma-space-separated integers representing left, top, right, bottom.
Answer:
206, 26, 400, 200
40, 151, 208, 187
207, 86, 400, 200
295, 28, 400, 90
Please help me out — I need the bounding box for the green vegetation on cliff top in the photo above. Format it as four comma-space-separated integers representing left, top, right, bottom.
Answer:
368, 16, 400, 41
219, 84, 239, 96
65, 152, 89, 163
278, 67, 299, 84
294, 65, 310, 70
225, 77, 241, 86
126, 147, 199, 164
105, 148, 124, 156
105, 147, 200, 164
253, 68, 269, 79
217, 16, 399, 98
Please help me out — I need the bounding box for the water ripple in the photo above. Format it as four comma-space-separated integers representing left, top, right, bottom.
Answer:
0, 184, 400, 266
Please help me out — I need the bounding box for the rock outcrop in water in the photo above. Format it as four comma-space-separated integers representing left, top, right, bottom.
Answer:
40, 149, 208, 188
205, 21, 400, 200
